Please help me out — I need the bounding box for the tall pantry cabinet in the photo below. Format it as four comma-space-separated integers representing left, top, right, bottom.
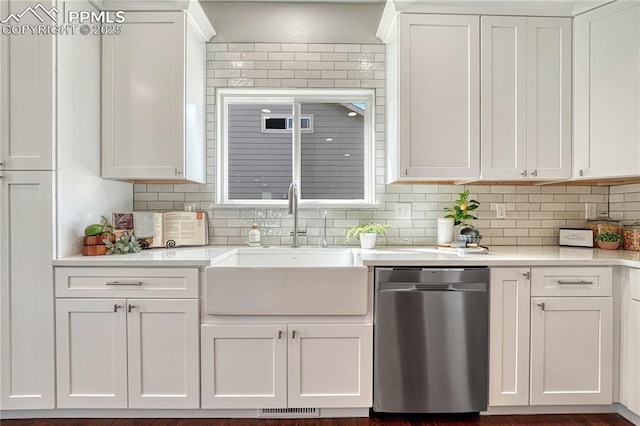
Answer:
0, 0, 132, 411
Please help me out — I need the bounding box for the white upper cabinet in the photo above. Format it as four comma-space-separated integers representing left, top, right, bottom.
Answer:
102, 11, 206, 183
481, 16, 571, 180
574, 1, 640, 179
385, 14, 480, 182
0, 0, 55, 171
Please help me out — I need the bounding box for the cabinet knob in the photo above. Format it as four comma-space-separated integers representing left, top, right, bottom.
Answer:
128, 304, 136, 313
521, 170, 527, 177
114, 304, 122, 312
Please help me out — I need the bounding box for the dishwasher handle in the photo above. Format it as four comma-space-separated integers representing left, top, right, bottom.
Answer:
378, 282, 487, 292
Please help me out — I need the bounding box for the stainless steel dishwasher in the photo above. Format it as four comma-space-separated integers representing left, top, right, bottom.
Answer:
373, 267, 489, 414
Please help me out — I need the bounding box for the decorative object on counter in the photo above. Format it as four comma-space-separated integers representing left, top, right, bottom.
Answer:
559, 228, 594, 248
82, 216, 116, 256
622, 221, 640, 251
83, 216, 114, 237
443, 189, 481, 226
595, 231, 622, 250
104, 231, 142, 255
436, 218, 454, 245
586, 212, 622, 246
441, 190, 481, 245
457, 226, 483, 245
248, 223, 261, 247
346, 222, 393, 249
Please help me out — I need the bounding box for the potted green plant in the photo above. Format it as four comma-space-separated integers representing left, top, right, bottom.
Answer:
346, 222, 393, 249
595, 231, 622, 250
438, 190, 481, 245
104, 231, 142, 255
443, 189, 481, 226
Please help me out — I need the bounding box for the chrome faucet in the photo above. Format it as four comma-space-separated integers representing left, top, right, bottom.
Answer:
288, 182, 300, 248
321, 210, 329, 248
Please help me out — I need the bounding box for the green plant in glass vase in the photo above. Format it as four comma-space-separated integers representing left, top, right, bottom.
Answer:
443, 189, 481, 227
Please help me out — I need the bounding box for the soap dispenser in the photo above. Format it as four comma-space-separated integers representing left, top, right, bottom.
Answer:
248, 223, 261, 247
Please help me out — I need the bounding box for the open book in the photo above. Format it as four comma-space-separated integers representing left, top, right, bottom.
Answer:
116, 211, 209, 248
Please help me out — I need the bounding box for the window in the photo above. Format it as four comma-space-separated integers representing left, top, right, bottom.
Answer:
216, 89, 376, 206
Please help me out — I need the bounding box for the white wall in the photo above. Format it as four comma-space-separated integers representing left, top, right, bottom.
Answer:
56, 0, 132, 257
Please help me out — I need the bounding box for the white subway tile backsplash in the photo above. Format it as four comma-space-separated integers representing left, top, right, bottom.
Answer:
133, 41, 620, 247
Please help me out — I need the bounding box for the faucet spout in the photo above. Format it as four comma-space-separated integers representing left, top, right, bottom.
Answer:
288, 182, 299, 248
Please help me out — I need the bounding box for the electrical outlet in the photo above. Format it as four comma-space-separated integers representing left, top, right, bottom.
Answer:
395, 203, 412, 220
496, 204, 507, 219
585, 203, 596, 219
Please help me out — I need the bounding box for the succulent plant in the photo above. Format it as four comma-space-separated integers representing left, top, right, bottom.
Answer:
595, 231, 622, 243
104, 231, 142, 255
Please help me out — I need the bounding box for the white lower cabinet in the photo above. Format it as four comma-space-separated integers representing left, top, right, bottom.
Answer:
489, 267, 613, 408
489, 268, 531, 406
56, 298, 199, 409
621, 269, 640, 416
530, 297, 613, 405
0, 171, 55, 410
201, 323, 372, 409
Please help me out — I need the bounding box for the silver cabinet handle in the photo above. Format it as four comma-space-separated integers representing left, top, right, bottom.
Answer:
106, 281, 142, 286
557, 280, 593, 285
522, 271, 530, 280
291, 330, 296, 339
537, 302, 545, 311
521, 170, 527, 177
531, 170, 538, 177
114, 304, 122, 312
278, 330, 283, 340
128, 304, 136, 313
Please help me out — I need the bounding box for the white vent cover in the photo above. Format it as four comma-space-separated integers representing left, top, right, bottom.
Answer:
259, 408, 319, 418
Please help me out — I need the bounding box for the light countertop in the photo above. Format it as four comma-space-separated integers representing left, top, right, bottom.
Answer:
52, 245, 640, 268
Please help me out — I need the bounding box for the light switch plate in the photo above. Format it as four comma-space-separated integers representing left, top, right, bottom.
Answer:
395, 203, 412, 220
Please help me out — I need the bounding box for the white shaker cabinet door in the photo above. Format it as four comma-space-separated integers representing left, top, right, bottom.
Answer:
201, 324, 287, 409
574, 2, 640, 179
481, 17, 527, 180
481, 16, 571, 180
398, 14, 480, 180
0, 0, 55, 171
530, 297, 613, 405
287, 324, 373, 408
127, 299, 200, 409
102, 12, 186, 180
488, 268, 531, 406
0, 171, 55, 409
525, 18, 571, 180
56, 299, 128, 409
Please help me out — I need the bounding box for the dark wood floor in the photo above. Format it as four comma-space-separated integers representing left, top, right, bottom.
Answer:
0, 414, 633, 426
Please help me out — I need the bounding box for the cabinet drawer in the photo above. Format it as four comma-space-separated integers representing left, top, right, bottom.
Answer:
55, 267, 198, 298
531, 267, 612, 297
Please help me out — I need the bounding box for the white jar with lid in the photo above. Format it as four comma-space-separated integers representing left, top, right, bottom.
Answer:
248, 224, 261, 247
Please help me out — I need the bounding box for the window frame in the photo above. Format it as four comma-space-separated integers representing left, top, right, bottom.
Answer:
216, 88, 376, 207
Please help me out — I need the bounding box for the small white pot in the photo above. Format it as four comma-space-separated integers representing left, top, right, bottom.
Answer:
436, 217, 455, 245
359, 233, 377, 249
